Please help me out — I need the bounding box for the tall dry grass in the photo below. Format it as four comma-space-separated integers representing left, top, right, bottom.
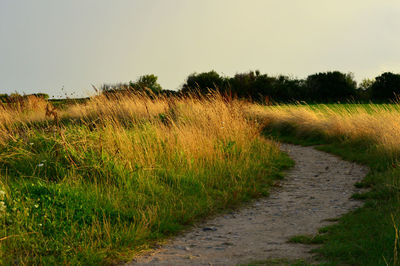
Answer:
249, 103, 400, 156
60, 93, 264, 172
249, 102, 400, 265
0, 92, 289, 264
0, 96, 49, 143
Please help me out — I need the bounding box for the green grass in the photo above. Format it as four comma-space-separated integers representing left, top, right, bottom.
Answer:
5, 98, 398, 265
264, 123, 400, 266
289, 102, 400, 114
0, 121, 293, 265
49, 98, 89, 109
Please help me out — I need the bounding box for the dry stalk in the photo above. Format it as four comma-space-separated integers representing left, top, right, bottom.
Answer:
45, 104, 59, 125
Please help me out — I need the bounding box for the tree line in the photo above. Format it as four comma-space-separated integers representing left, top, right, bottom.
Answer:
102, 71, 400, 103
180, 71, 400, 103
3, 71, 400, 103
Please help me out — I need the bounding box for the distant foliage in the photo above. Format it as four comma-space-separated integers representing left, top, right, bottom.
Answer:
359, 78, 374, 91
130, 74, 163, 94
180, 70, 304, 103
31, 93, 49, 100
357, 78, 375, 101
96, 70, 400, 103
370, 72, 400, 100
229, 71, 261, 99
101, 74, 163, 95
6, 71, 400, 104
303, 71, 357, 102
227, 72, 303, 102
0, 93, 49, 105
0, 94, 9, 103
181, 71, 228, 95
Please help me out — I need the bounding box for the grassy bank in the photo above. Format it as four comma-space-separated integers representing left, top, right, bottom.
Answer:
0, 94, 292, 265
250, 103, 400, 265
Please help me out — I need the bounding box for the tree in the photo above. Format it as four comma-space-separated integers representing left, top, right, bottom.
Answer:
100, 74, 163, 96
181, 71, 227, 95
130, 74, 163, 94
370, 72, 400, 100
228, 71, 258, 98
359, 78, 374, 91
270, 75, 304, 102
357, 78, 375, 101
181, 70, 304, 102
304, 71, 357, 102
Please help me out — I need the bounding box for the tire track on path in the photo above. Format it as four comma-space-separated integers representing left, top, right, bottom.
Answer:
128, 144, 369, 265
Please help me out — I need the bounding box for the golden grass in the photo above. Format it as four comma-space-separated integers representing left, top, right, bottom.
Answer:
0, 96, 48, 143
4, 94, 400, 162
59, 93, 266, 173
247, 102, 400, 265
1, 93, 288, 264
248, 103, 400, 156
0, 93, 265, 160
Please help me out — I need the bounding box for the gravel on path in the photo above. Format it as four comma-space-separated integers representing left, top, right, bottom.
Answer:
128, 144, 369, 265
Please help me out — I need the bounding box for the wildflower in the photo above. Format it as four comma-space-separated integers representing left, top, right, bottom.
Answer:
34, 204, 39, 208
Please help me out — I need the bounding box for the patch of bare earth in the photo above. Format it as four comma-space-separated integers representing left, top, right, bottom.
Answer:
127, 144, 369, 265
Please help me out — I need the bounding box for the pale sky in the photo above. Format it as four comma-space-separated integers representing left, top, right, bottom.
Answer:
1, 0, 400, 98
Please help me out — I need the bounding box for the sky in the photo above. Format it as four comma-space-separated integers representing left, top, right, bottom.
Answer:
1, 0, 400, 98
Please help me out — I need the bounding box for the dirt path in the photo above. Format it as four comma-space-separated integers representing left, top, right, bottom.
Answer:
128, 144, 369, 265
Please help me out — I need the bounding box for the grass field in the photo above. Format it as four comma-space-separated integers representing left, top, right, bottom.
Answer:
2, 95, 399, 265
250, 103, 400, 265
0, 93, 292, 265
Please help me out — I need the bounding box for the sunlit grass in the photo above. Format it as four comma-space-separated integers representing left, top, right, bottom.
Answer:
251, 102, 400, 265
0, 93, 291, 264
249, 103, 400, 157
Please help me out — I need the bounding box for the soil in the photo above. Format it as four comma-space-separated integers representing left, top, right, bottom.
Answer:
127, 144, 369, 265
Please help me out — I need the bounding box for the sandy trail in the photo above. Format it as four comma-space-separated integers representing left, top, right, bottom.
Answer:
128, 144, 369, 265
